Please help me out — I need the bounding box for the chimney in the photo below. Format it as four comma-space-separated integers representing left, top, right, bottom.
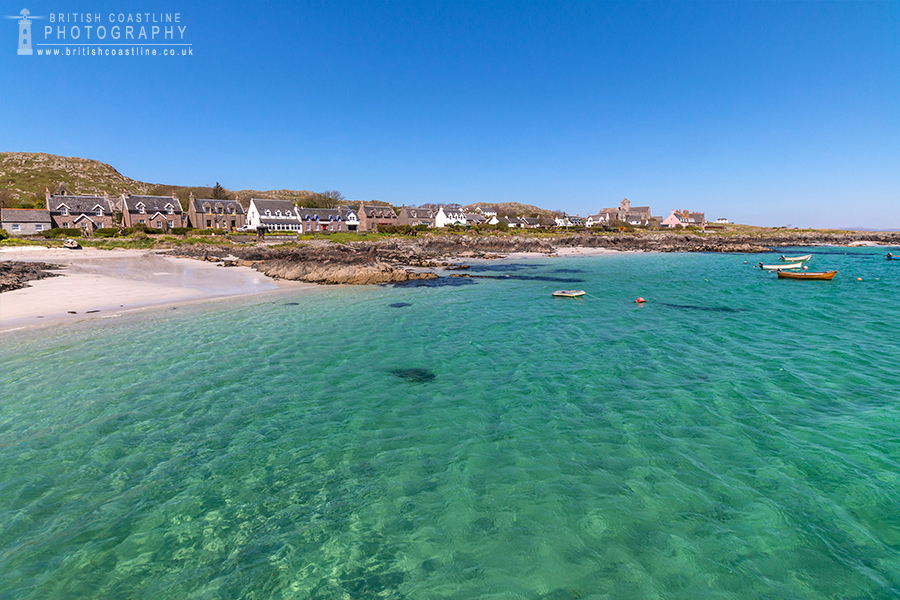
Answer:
172, 191, 178, 200
45, 187, 50, 201
189, 191, 195, 201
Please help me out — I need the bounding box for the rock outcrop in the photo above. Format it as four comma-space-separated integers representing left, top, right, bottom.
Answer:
0, 261, 63, 292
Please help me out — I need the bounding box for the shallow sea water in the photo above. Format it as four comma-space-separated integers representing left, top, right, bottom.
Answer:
1, 247, 899, 599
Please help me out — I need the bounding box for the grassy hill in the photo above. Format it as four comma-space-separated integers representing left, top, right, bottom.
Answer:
0, 152, 315, 210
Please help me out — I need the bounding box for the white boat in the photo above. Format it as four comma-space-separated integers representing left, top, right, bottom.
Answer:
758, 262, 802, 270
552, 290, 585, 298
780, 254, 811, 262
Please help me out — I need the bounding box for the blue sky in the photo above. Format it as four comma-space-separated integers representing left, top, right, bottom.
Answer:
2, 0, 898, 228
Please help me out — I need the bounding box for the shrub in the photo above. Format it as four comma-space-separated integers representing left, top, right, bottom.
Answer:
0, 229, 8, 241
377, 224, 416, 235
171, 227, 193, 235
42, 227, 82, 239
94, 228, 120, 237
125, 224, 162, 235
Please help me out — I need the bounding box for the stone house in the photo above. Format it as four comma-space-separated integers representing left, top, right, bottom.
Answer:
1, 208, 52, 235
187, 194, 246, 232
465, 213, 488, 226
397, 207, 435, 228
357, 203, 398, 231
120, 194, 186, 231
662, 209, 706, 228
46, 191, 115, 233
600, 198, 652, 225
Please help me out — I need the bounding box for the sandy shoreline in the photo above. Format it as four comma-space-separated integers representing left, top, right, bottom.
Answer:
0, 247, 316, 333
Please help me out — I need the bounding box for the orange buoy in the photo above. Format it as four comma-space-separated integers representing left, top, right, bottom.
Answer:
857, 277, 862, 281
802, 265, 808, 270
636, 297, 646, 304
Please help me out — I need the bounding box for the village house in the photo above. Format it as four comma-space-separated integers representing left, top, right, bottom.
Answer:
397, 207, 435, 228
0, 208, 52, 235
45, 190, 116, 234
661, 209, 706, 229
471, 205, 497, 217
356, 203, 398, 231
465, 213, 488, 226
600, 198, 652, 226
434, 206, 467, 228
520, 217, 543, 228
187, 193, 246, 232
297, 207, 358, 233
120, 193, 186, 231
585, 213, 609, 227
488, 215, 523, 228
246, 198, 301, 232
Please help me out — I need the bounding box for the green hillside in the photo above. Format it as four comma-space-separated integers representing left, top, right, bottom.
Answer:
0, 152, 314, 210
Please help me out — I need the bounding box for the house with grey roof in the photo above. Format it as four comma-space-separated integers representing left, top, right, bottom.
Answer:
1, 208, 52, 236
121, 193, 186, 231
397, 206, 435, 228
434, 206, 467, 228
246, 198, 301, 232
357, 203, 398, 231
296, 207, 359, 232
187, 193, 246, 232
46, 191, 115, 233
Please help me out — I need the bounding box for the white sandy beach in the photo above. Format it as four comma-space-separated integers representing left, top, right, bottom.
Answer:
0, 247, 313, 332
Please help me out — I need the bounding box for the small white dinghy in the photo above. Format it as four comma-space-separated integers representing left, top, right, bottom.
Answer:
552, 290, 586, 298
758, 262, 802, 270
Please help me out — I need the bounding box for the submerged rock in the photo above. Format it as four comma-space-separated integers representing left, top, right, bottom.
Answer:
391, 368, 436, 382
389, 302, 412, 308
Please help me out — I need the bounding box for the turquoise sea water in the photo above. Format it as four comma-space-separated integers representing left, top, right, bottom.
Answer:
2, 246, 899, 599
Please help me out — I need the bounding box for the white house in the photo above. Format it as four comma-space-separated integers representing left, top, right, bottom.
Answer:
434, 206, 467, 227
247, 198, 301, 231
585, 214, 609, 227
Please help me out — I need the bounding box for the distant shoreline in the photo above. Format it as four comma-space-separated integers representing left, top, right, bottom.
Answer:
2, 231, 899, 332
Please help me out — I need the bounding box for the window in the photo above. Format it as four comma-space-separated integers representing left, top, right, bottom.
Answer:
60, 207, 68, 216
167, 206, 174, 215
61, 222, 68, 228
11, 224, 20, 231
168, 220, 174, 228
139, 219, 145, 224
138, 205, 145, 214
95, 208, 102, 216
205, 205, 211, 214
35, 224, 43, 231
155, 221, 161, 228
206, 220, 211, 228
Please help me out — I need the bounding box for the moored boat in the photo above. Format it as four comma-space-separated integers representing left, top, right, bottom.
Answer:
777, 270, 837, 280
759, 262, 802, 270
780, 254, 811, 262
63, 238, 81, 249
552, 290, 586, 298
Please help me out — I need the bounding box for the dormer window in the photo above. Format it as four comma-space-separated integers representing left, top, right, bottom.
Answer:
95, 207, 102, 217
275, 210, 281, 217
217, 206, 223, 214
138, 204, 145, 214
205, 204, 211, 214
60, 206, 68, 216
265, 209, 271, 216
167, 205, 174, 215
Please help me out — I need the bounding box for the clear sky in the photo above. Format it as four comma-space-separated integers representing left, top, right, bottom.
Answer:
2, 0, 898, 228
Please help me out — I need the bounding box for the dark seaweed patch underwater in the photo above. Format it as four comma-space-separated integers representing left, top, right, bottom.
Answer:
391, 368, 436, 382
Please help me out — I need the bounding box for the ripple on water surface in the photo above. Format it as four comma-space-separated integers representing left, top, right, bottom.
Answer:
1, 247, 899, 599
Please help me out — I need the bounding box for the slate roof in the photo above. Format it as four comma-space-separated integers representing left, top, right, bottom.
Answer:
362, 206, 397, 218
250, 199, 296, 215
124, 195, 183, 214
47, 195, 112, 214
465, 213, 487, 223
1, 208, 51, 223
403, 208, 434, 219
192, 198, 244, 214
297, 207, 347, 221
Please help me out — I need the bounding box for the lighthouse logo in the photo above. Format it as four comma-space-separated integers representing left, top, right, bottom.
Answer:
5, 8, 43, 55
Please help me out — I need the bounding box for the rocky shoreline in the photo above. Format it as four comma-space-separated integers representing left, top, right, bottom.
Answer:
162, 230, 900, 286
0, 261, 63, 292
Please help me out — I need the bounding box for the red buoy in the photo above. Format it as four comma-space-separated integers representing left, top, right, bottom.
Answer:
636, 297, 646, 304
